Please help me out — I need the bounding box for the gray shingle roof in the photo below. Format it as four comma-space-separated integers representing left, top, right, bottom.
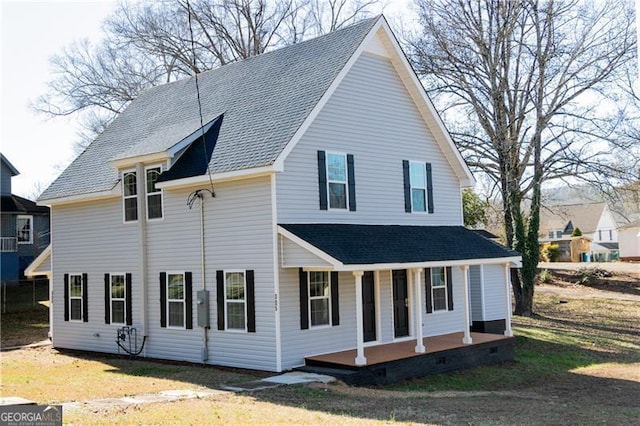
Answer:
40, 17, 379, 201
280, 224, 520, 265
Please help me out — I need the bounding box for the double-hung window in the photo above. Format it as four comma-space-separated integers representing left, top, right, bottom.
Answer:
409, 162, 427, 212
16, 215, 33, 244
69, 274, 83, 321
123, 171, 138, 222
309, 271, 331, 327
318, 151, 356, 211
146, 166, 163, 220
430, 267, 448, 312
105, 273, 132, 325
225, 271, 246, 331
110, 274, 126, 324
327, 153, 348, 209
167, 273, 185, 328
403, 161, 433, 213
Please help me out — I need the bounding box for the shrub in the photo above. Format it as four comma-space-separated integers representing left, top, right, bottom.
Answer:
571, 227, 583, 237
538, 269, 553, 283
577, 267, 611, 284
541, 244, 561, 262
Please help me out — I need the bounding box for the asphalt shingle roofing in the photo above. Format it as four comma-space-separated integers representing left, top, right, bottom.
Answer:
280, 224, 520, 265
40, 17, 379, 201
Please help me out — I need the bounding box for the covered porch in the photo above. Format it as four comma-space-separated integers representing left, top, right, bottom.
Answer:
301, 331, 515, 385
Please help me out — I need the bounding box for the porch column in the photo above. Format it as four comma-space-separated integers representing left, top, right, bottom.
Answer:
412, 268, 426, 353
461, 265, 472, 344
353, 271, 367, 366
503, 263, 514, 337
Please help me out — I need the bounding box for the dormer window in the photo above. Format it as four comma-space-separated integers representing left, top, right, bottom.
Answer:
145, 166, 163, 220
122, 171, 138, 222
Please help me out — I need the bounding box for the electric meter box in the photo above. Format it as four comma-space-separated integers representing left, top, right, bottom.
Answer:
196, 290, 210, 328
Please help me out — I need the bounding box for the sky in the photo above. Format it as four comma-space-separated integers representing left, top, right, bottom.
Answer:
0, 0, 413, 200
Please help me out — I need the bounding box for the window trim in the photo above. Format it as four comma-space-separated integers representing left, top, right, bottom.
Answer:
166, 271, 186, 329
430, 267, 448, 313
68, 273, 84, 322
224, 270, 247, 332
145, 164, 164, 220
308, 271, 332, 328
122, 169, 138, 223
16, 215, 33, 244
109, 273, 127, 325
409, 161, 428, 213
326, 152, 349, 211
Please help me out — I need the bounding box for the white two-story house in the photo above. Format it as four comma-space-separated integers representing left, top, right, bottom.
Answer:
34, 16, 520, 384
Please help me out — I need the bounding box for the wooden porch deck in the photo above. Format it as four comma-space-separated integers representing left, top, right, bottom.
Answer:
302, 332, 515, 385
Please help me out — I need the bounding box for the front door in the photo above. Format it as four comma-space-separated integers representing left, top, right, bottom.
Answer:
362, 271, 376, 342
392, 270, 409, 338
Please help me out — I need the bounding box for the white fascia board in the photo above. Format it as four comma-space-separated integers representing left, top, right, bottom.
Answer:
331, 256, 522, 272
38, 182, 121, 206
25, 245, 51, 277
377, 20, 476, 188
155, 165, 280, 190
277, 226, 343, 268
272, 17, 385, 171
110, 151, 171, 169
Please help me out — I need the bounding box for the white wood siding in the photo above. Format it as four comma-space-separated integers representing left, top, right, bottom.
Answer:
481, 265, 507, 321
422, 267, 465, 337
51, 176, 278, 371
280, 236, 333, 268
50, 199, 141, 354
277, 53, 463, 225
469, 265, 483, 321
279, 268, 357, 369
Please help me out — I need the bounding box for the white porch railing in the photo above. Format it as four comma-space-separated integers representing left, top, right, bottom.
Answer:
0, 237, 17, 252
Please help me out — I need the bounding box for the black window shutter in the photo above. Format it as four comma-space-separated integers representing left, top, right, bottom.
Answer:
403, 160, 411, 212
446, 267, 454, 311
318, 150, 328, 210
347, 154, 356, 211
299, 268, 309, 330
82, 273, 89, 322
246, 270, 256, 332
64, 273, 69, 321
216, 270, 225, 330
185, 272, 193, 329
159, 272, 167, 328
125, 273, 133, 326
331, 271, 340, 326
426, 163, 434, 213
425, 268, 433, 314
104, 274, 110, 324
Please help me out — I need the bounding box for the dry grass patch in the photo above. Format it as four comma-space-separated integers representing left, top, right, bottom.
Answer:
0, 346, 264, 404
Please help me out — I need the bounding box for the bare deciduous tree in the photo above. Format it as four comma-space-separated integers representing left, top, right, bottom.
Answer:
34, 0, 380, 150
408, 0, 636, 315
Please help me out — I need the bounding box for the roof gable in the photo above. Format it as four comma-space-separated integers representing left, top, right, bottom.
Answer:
39, 15, 474, 202
540, 202, 607, 235
1, 153, 19, 176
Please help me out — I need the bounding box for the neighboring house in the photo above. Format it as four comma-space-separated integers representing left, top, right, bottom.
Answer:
0, 153, 50, 283
618, 220, 640, 262
539, 202, 619, 262
35, 17, 521, 383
